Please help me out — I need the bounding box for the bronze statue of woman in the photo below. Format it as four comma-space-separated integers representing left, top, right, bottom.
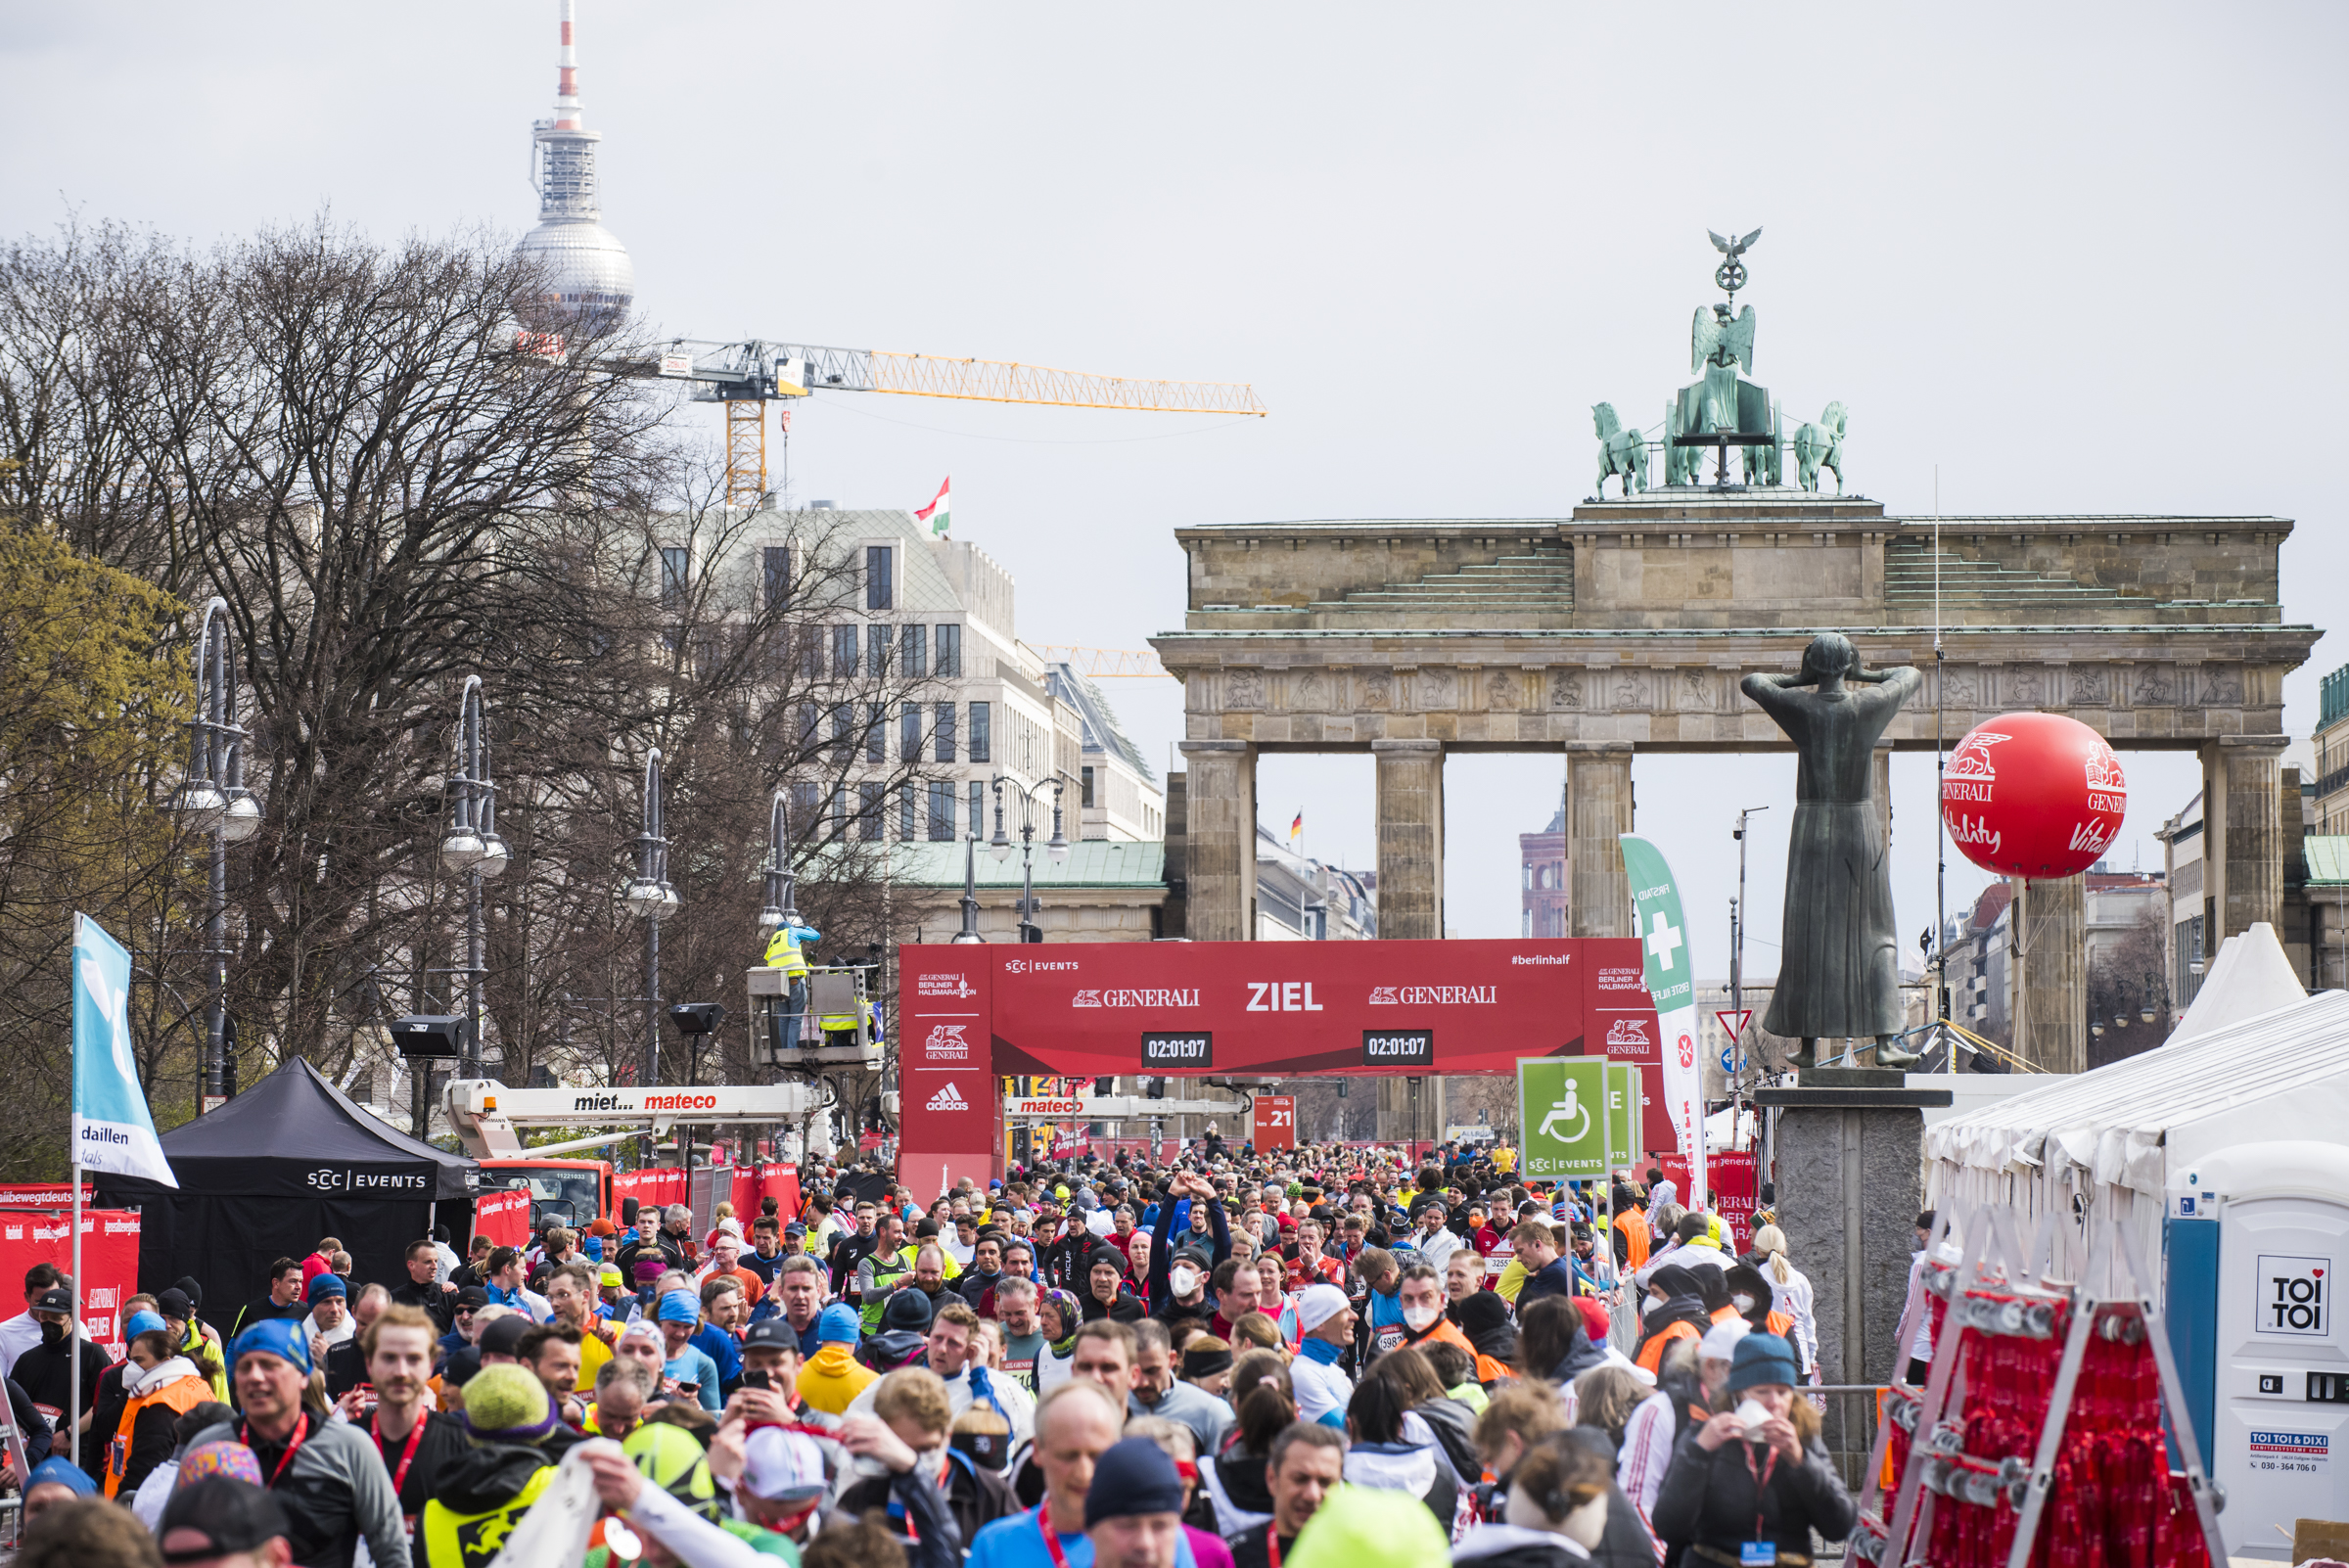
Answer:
1740, 633, 1923, 1070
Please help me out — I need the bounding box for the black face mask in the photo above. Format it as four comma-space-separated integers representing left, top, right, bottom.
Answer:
38, 1321, 65, 1345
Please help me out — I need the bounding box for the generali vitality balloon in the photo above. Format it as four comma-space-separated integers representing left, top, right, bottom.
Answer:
1940, 713, 2127, 879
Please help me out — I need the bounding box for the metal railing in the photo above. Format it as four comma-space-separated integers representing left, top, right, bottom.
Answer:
1811, 1384, 1894, 1498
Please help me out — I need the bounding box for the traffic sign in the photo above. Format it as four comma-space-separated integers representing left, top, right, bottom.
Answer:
1716, 1009, 1753, 1041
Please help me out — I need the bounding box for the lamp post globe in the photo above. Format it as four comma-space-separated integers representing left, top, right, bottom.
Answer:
757, 903, 787, 936
174, 781, 228, 832
622, 877, 666, 918
219, 790, 263, 844
1046, 827, 1071, 864
440, 830, 485, 872
474, 832, 511, 879
658, 883, 681, 918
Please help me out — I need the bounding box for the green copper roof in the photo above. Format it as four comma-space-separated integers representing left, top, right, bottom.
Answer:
2306, 837, 2349, 886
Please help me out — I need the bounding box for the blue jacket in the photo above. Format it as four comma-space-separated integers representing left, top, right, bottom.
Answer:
690, 1322, 744, 1395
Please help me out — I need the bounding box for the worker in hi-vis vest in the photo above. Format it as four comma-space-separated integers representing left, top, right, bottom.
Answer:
761, 919, 819, 1053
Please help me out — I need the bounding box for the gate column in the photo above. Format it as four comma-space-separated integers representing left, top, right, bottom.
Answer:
2203, 735, 2289, 943
1179, 740, 1257, 942
1568, 743, 1635, 939
1372, 740, 1446, 941
2010, 874, 2087, 1075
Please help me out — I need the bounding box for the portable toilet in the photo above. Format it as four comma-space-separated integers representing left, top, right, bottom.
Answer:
2167, 1140, 2349, 1558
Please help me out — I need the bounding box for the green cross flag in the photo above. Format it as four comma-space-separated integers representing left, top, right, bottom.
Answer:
1619, 836, 1692, 1014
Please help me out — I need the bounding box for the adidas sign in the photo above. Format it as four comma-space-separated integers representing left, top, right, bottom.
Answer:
926, 1082, 970, 1112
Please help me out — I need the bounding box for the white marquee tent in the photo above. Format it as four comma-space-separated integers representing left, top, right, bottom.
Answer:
1922, 925, 2343, 1278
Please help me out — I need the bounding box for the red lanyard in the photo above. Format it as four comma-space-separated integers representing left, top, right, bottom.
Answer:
1741, 1440, 1780, 1543
1035, 1503, 1073, 1568
242, 1411, 309, 1487
1267, 1529, 1285, 1568
373, 1409, 427, 1496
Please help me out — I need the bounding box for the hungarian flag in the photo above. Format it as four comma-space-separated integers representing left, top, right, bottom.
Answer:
915, 477, 950, 536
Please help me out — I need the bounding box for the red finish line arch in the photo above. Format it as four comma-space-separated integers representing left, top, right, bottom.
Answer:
895, 938, 1666, 1194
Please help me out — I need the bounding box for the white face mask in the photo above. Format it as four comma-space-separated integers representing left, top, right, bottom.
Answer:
1402, 1304, 1441, 1332
1171, 1267, 1200, 1297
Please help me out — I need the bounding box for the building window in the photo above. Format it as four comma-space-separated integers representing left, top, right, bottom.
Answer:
762, 546, 791, 609
901, 706, 922, 761
901, 623, 927, 679
867, 624, 889, 677
796, 703, 820, 752
1081, 766, 1096, 807
934, 703, 956, 763
935, 623, 961, 678
829, 789, 848, 836
928, 781, 957, 842
865, 546, 894, 611
900, 784, 918, 841
791, 780, 820, 828
865, 704, 887, 763
832, 623, 858, 678
970, 780, 986, 841
858, 783, 885, 841
800, 625, 824, 681
660, 546, 690, 605
830, 704, 854, 762
969, 702, 990, 763
1523, 910, 1531, 937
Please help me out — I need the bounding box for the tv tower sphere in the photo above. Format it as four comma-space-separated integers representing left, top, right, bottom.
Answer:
518, 0, 632, 329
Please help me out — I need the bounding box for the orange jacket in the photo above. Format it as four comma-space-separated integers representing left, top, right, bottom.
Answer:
1407, 1314, 1515, 1388
1635, 1318, 1700, 1376
106, 1366, 210, 1499
1613, 1210, 1650, 1271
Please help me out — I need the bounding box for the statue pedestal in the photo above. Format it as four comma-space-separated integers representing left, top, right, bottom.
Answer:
1753, 1081, 1954, 1397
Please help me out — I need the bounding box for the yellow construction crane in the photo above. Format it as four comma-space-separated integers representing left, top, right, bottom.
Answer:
631, 340, 1268, 508
1032, 646, 1172, 678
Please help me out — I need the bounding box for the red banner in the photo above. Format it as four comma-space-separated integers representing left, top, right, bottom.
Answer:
1253, 1096, 1297, 1150
0, 1210, 141, 1358
897, 939, 1660, 1192
1657, 1151, 1760, 1251
0, 1185, 94, 1208
471, 1189, 532, 1251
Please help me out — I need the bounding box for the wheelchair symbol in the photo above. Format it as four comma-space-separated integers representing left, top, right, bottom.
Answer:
1537, 1076, 1590, 1145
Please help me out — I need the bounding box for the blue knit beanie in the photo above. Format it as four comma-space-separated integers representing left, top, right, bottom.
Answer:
1727, 1331, 1801, 1394
816, 1304, 861, 1345
1085, 1436, 1185, 1527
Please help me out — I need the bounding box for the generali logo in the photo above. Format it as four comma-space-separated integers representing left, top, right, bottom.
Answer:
923, 1023, 971, 1061
1943, 730, 2008, 805
916, 973, 978, 999
1605, 1018, 1651, 1046
1365, 984, 1496, 1005
926, 1083, 970, 1112
1072, 989, 1198, 1008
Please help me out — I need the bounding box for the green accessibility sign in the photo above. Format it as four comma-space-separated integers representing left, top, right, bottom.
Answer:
1517, 1057, 1610, 1178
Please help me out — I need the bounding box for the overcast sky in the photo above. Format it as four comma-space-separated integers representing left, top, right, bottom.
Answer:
6, 3, 2344, 976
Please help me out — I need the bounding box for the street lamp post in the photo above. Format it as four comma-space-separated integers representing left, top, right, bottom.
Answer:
173, 599, 261, 1112
755, 790, 807, 1063
622, 749, 678, 1161
438, 677, 510, 1078
989, 774, 1071, 944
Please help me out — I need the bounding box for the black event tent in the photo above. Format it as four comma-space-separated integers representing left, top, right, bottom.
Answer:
95, 1058, 478, 1318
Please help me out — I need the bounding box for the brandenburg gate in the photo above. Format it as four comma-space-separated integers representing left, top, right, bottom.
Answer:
1149, 240, 2316, 1074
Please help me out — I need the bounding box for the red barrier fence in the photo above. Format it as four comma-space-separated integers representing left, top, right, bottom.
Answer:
470, 1189, 533, 1251
0, 1209, 141, 1358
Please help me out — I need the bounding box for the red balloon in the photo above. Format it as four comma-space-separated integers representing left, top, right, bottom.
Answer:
1940, 712, 2126, 879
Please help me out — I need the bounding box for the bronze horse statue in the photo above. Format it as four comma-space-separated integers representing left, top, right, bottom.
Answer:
1592, 402, 1648, 498
1794, 401, 1848, 493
